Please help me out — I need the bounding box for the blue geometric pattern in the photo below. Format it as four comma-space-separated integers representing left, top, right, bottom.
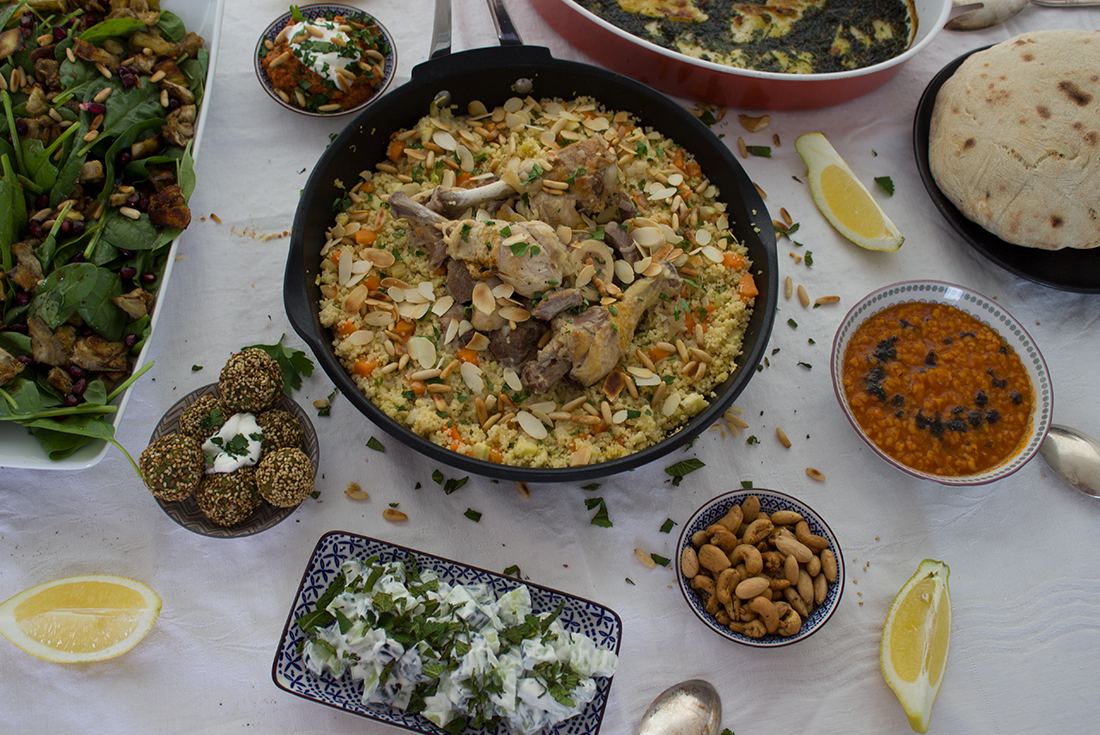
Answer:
675, 489, 844, 648
830, 280, 1053, 486
271, 531, 622, 734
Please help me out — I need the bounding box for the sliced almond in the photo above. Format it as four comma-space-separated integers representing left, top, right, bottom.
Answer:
472, 282, 496, 315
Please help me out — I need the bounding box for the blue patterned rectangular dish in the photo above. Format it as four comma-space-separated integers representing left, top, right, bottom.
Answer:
272, 531, 622, 734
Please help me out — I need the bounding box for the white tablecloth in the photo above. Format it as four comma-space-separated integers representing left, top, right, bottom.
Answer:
4, 2, 1100, 733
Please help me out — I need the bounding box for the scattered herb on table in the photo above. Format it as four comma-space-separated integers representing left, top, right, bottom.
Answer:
366, 436, 385, 452
503, 564, 522, 578
650, 553, 671, 568
788, 318, 798, 329
317, 388, 337, 416
659, 518, 676, 534
464, 508, 482, 522
747, 435, 760, 445
746, 145, 772, 158
581, 482, 600, 491
875, 175, 894, 195
741, 480, 754, 488
191, 365, 203, 372
585, 497, 612, 527
665, 457, 705, 486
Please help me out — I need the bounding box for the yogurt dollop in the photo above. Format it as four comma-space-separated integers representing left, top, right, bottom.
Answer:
284, 19, 354, 87
202, 412, 263, 473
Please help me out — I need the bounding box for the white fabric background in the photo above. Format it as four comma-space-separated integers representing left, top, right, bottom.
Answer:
3, 1, 1100, 734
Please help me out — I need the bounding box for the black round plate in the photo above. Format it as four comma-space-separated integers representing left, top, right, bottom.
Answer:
147, 384, 320, 538
913, 47, 1100, 294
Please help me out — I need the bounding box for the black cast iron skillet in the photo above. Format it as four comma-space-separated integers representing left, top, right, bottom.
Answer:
284, 11, 778, 482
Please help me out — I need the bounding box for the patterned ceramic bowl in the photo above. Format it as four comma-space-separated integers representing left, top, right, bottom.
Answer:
254, 4, 397, 117
272, 531, 622, 734
831, 280, 1052, 486
676, 489, 844, 648
147, 383, 319, 538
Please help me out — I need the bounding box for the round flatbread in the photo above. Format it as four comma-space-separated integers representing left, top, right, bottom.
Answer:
929, 29, 1100, 250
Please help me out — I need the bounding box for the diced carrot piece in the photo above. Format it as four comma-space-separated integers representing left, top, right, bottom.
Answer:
648, 347, 672, 363
393, 320, 415, 339
359, 180, 375, 193
386, 139, 406, 162
456, 348, 480, 366
353, 359, 378, 377
329, 250, 342, 264
355, 229, 377, 245
739, 273, 759, 299
456, 171, 474, 187
685, 162, 702, 179
337, 320, 357, 336
407, 379, 426, 396
671, 148, 685, 171
488, 447, 503, 464
364, 274, 381, 291
723, 252, 746, 269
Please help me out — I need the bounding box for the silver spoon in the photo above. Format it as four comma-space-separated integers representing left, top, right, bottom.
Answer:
946, 0, 1030, 30
638, 679, 722, 735
1040, 425, 1100, 497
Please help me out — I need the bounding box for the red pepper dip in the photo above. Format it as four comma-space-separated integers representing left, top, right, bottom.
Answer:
841, 301, 1033, 476
261, 11, 389, 114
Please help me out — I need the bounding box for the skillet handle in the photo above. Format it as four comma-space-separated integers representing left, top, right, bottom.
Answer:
487, 0, 524, 46
430, 0, 451, 59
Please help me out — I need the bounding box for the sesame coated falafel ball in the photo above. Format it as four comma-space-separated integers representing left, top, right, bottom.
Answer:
196, 467, 262, 526
140, 433, 205, 501
218, 348, 284, 414
255, 447, 315, 507
255, 408, 303, 452
179, 394, 228, 441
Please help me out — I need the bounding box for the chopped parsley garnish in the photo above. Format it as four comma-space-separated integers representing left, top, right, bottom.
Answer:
746, 145, 772, 158
788, 318, 798, 328
665, 457, 704, 486
444, 476, 469, 495
581, 483, 601, 491
460, 224, 471, 242
524, 163, 545, 183
804, 251, 814, 267
659, 518, 676, 534
798, 361, 813, 370
464, 508, 482, 522
564, 167, 587, 185
741, 480, 754, 488
317, 388, 337, 416
585, 497, 612, 527
191, 365, 202, 371
875, 176, 895, 195
650, 554, 671, 567
503, 565, 522, 577
746, 435, 760, 445
366, 436, 386, 452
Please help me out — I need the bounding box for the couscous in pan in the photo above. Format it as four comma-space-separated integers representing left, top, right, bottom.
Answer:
284, 31, 778, 482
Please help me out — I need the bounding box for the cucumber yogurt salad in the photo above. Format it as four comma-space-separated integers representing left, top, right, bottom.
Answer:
298, 555, 619, 734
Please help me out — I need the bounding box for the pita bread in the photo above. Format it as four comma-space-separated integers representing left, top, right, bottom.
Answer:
929, 30, 1100, 250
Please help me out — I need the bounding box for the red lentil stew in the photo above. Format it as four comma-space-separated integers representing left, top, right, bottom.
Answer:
841, 301, 1033, 476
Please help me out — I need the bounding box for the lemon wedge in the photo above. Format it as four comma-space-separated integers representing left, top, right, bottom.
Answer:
795, 132, 904, 252
880, 559, 951, 733
0, 574, 161, 663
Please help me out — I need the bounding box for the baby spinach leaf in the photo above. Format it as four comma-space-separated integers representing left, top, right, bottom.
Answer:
100, 209, 162, 251
29, 262, 126, 341
181, 48, 209, 107
59, 57, 97, 91
102, 116, 164, 188
50, 147, 88, 207
178, 140, 195, 200
78, 82, 162, 157
156, 11, 187, 42
79, 18, 147, 44
0, 153, 27, 272
0, 2, 28, 31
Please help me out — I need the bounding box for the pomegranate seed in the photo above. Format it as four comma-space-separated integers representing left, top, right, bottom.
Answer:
81, 327, 93, 337
36, 194, 49, 209
118, 152, 132, 166
16, 355, 33, 365
124, 334, 138, 348
168, 98, 180, 111
79, 102, 107, 116
69, 252, 85, 264
71, 220, 86, 235
64, 395, 80, 408
137, 197, 149, 212
119, 266, 137, 279
14, 292, 30, 306
14, 118, 28, 135
68, 365, 86, 379
118, 248, 133, 258
28, 221, 44, 238
140, 272, 156, 284
120, 74, 136, 90
53, 26, 66, 41
8, 323, 27, 334
60, 220, 72, 235
127, 192, 140, 206
71, 378, 88, 397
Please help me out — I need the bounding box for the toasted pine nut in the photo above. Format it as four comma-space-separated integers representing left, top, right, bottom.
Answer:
798, 284, 810, 307
784, 276, 793, 299
806, 467, 826, 482
776, 427, 791, 448
383, 508, 408, 522
814, 295, 841, 306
